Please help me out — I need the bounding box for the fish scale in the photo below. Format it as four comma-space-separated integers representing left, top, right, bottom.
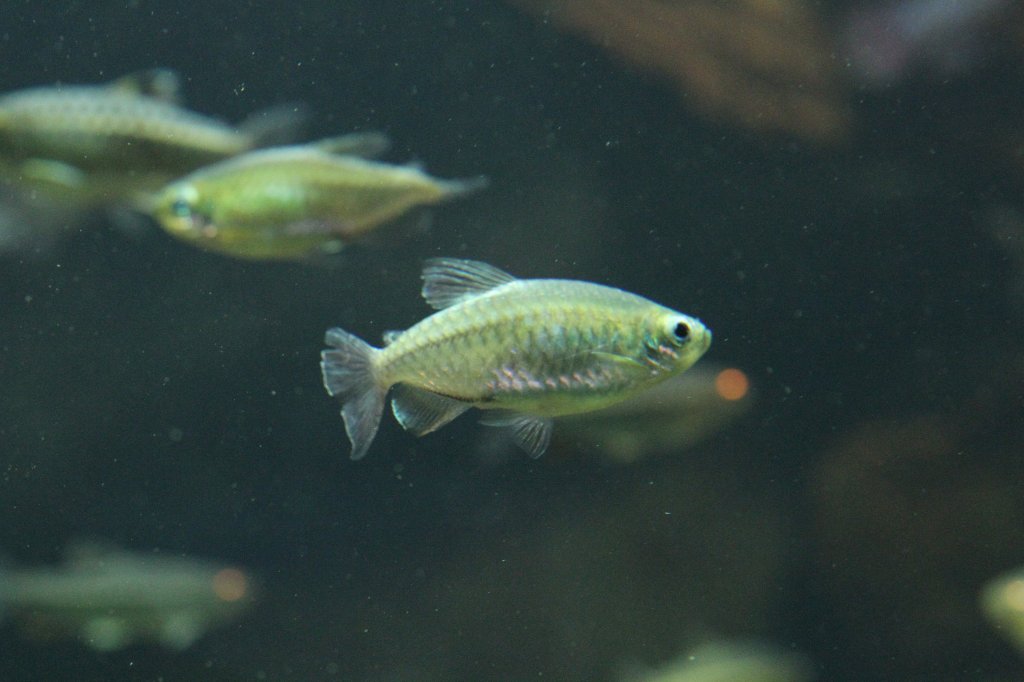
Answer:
321, 258, 711, 460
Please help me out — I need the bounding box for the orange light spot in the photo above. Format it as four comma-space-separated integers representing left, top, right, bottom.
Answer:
212, 568, 249, 602
715, 368, 749, 401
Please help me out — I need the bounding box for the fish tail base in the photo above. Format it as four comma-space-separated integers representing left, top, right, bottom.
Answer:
321, 328, 385, 460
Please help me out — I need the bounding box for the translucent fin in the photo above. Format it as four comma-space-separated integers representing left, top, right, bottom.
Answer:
108, 69, 181, 103
81, 617, 131, 651
239, 103, 310, 148
382, 330, 403, 346
20, 159, 85, 191
421, 257, 517, 310
590, 350, 652, 374
312, 132, 391, 159
391, 385, 470, 437
63, 538, 125, 568
158, 613, 202, 650
320, 328, 386, 460
437, 175, 489, 201
480, 412, 554, 459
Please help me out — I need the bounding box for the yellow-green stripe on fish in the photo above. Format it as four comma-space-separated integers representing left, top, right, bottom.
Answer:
320, 258, 711, 459
149, 134, 486, 260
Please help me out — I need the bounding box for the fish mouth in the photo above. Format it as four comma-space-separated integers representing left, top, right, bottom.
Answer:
694, 324, 712, 356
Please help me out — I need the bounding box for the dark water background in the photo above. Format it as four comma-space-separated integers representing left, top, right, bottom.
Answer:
1, 1, 1023, 680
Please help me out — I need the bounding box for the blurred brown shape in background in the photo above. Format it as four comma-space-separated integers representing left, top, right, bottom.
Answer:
810, 351, 1024, 677
508, 0, 850, 144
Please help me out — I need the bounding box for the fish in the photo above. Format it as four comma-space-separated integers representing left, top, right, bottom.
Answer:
980, 565, 1024, 654
623, 640, 815, 682
0, 68, 303, 207
320, 257, 711, 459
552, 364, 752, 463
147, 134, 487, 260
0, 541, 256, 651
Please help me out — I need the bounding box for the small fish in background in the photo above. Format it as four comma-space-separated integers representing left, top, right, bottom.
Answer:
148, 133, 486, 260
552, 364, 752, 464
0, 541, 256, 652
321, 257, 711, 460
980, 566, 1024, 655
0, 68, 304, 209
621, 640, 815, 682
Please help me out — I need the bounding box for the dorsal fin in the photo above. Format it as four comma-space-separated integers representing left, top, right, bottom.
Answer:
312, 132, 391, 159
421, 257, 517, 310
108, 69, 182, 103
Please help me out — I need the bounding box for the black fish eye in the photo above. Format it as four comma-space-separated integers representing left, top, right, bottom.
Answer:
170, 197, 192, 218
673, 321, 690, 342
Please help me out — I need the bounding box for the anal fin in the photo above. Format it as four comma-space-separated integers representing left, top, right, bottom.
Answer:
391, 384, 470, 437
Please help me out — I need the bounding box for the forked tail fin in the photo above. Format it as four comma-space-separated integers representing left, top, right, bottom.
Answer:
320, 328, 386, 460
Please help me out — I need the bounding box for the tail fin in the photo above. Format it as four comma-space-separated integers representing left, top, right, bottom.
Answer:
320, 328, 386, 460
440, 175, 489, 201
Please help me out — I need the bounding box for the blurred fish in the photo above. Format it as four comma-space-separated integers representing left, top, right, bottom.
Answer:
623, 640, 815, 682
0, 541, 255, 651
980, 566, 1024, 654
321, 257, 711, 459
553, 364, 752, 464
148, 134, 486, 260
0, 68, 304, 207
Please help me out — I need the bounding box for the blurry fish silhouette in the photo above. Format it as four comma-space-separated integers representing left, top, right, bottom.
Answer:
553, 364, 752, 463
981, 565, 1024, 656
0, 68, 304, 209
0, 541, 256, 651
622, 639, 815, 682
148, 133, 485, 260
321, 257, 711, 460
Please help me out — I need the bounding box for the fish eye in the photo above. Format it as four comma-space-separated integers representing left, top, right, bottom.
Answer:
170, 197, 193, 218
672, 321, 690, 343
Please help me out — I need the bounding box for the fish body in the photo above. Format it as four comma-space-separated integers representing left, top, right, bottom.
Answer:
149, 136, 485, 260
626, 640, 815, 682
321, 258, 711, 459
981, 566, 1024, 654
0, 541, 254, 651
0, 69, 301, 206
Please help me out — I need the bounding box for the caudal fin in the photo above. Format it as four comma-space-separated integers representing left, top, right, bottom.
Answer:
440, 175, 489, 201
320, 328, 386, 460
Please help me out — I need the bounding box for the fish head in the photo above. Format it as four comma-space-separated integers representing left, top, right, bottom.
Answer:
642, 307, 712, 375
151, 180, 218, 244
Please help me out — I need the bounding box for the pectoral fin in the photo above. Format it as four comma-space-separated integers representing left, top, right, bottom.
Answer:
20, 159, 86, 191
589, 351, 649, 372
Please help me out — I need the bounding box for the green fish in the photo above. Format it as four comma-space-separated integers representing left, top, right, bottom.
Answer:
320, 258, 711, 459
148, 134, 486, 260
981, 566, 1024, 655
0, 541, 256, 651
0, 69, 302, 206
